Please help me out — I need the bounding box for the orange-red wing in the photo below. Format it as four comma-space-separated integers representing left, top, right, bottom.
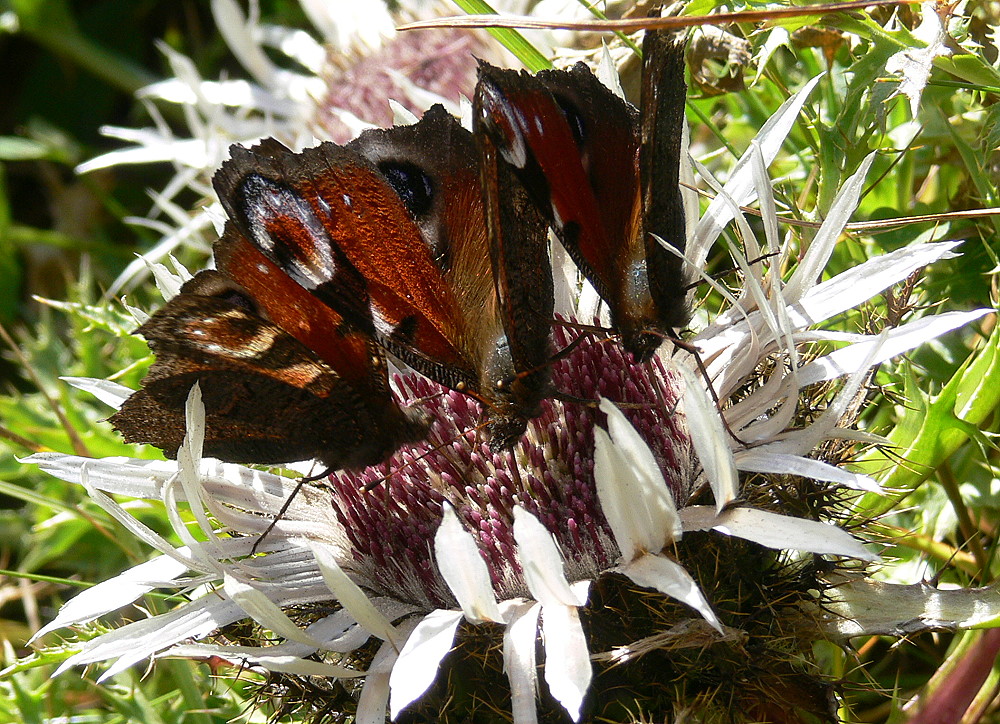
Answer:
214, 138, 476, 387
214, 225, 378, 389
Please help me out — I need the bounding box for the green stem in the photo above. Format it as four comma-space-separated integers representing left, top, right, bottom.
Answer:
450, 0, 551, 71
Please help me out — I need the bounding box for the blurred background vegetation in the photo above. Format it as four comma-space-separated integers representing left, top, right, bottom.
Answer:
0, 0, 998, 722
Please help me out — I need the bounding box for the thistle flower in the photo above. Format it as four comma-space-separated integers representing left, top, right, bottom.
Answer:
26, 2, 1000, 723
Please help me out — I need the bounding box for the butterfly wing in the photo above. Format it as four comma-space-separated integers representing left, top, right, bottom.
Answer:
214, 136, 478, 393
216, 108, 552, 448
640, 31, 691, 334
111, 269, 427, 470
349, 105, 553, 446
214, 224, 380, 389
474, 54, 689, 360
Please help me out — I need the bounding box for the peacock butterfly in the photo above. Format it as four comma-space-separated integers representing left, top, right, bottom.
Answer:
113, 30, 688, 469
473, 30, 689, 361
110, 227, 429, 470
211, 105, 552, 450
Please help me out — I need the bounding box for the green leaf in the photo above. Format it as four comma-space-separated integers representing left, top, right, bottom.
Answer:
935, 53, 1000, 90
450, 0, 551, 71
855, 320, 1000, 518
0, 137, 55, 161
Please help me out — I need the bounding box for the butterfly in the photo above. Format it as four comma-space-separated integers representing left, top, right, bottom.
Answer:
110, 227, 429, 471
210, 105, 553, 451
113, 30, 689, 468
473, 30, 690, 361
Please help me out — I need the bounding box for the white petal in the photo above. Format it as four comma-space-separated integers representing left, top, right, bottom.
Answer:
750, 142, 780, 260
121, 298, 149, 325
306, 610, 375, 654
503, 600, 542, 724
80, 483, 197, 565
167, 609, 366, 661
552, 243, 579, 317
513, 507, 585, 607
541, 604, 592, 722
61, 377, 133, 409
597, 43, 625, 100
224, 574, 324, 647
260, 25, 327, 74
435, 503, 503, 623
111, 207, 216, 289
783, 153, 875, 302
27, 451, 281, 510
797, 309, 991, 386
791, 240, 961, 329
576, 278, 604, 324
310, 541, 400, 644
678, 365, 739, 509
32, 554, 190, 640
385, 69, 460, 118
593, 428, 642, 558
735, 449, 882, 493
173, 388, 223, 554
680, 506, 877, 560
57, 595, 244, 677
389, 609, 463, 719
689, 74, 822, 269
754, 27, 791, 83
594, 400, 681, 560
358, 617, 421, 723
884, 3, 949, 116
137, 77, 198, 104
164, 643, 360, 677
299, 0, 392, 52
619, 554, 722, 632
76, 139, 211, 174
389, 99, 419, 126
212, 0, 277, 87
356, 636, 398, 724
181, 383, 205, 463
145, 256, 187, 300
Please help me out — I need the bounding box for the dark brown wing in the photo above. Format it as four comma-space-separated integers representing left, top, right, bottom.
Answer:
640, 31, 691, 335
473, 53, 689, 361
111, 270, 426, 469
471, 104, 555, 445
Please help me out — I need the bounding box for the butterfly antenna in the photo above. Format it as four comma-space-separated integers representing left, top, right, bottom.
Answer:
551, 389, 652, 410
668, 333, 749, 447
554, 317, 615, 338
502, 328, 596, 392
399, 388, 448, 408
250, 467, 331, 555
